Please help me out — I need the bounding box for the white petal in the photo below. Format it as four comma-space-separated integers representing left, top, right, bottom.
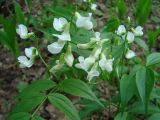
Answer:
64, 53, 74, 67
76, 13, 93, 30
25, 47, 36, 58
116, 25, 126, 35
92, 47, 102, 60
99, 58, 114, 72
16, 24, 28, 39
47, 41, 65, 54
127, 32, 134, 43
95, 32, 100, 41
64, 45, 74, 67
78, 56, 85, 63
53, 32, 71, 41
83, 20, 93, 30
85, 56, 95, 68
18, 56, 33, 68
134, 26, 143, 36
91, 4, 97, 10
99, 58, 106, 71
87, 69, 99, 81
126, 50, 136, 59
75, 56, 94, 71
53, 18, 68, 31
50, 62, 64, 74
105, 59, 114, 72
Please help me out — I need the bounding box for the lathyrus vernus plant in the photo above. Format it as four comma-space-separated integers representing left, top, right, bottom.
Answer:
7, 1, 160, 120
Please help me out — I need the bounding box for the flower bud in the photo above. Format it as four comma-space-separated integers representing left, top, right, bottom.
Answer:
64, 44, 74, 67
49, 54, 65, 74
125, 50, 136, 59
77, 39, 96, 49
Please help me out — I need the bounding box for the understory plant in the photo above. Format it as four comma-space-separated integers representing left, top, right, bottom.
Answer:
7, 0, 160, 120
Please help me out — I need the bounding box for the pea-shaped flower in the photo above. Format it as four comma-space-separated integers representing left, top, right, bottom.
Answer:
75, 56, 95, 72
125, 50, 136, 59
133, 26, 143, 36
53, 32, 71, 41
116, 25, 126, 36
126, 31, 134, 43
53, 18, 68, 31
87, 63, 100, 81
18, 47, 37, 68
75, 12, 93, 30
47, 41, 65, 54
99, 54, 114, 72
16, 24, 28, 39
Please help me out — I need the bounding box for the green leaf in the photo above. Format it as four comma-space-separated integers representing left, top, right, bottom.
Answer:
135, 38, 149, 51
136, 66, 155, 113
7, 112, 30, 120
0, 16, 19, 57
136, 0, 152, 25
48, 93, 80, 120
148, 113, 160, 120
146, 52, 160, 67
120, 75, 136, 109
129, 101, 160, 114
14, 1, 25, 24
112, 44, 124, 60
18, 79, 56, 99
147, 29, 160, 50
79, 100, 107, 119
117, 0, 127, 18
31, 116, 44, 120
10, 80, 56, 114
102, 18, 120, 32
114, 112, 129, 120
59, 79, 104, 107
11, 94, 45, 113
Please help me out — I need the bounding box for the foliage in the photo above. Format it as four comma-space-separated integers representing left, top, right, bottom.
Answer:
1, 0, 159, 120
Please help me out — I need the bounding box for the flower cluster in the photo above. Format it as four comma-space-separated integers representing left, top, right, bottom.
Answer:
75, 31, 113, 81
48, 18, 74, 73
116, 24, 143, 59
16, 10, 143, 82
16, 25, 38, 68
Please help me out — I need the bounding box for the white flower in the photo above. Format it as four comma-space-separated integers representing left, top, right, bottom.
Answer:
116, 25, 126, 36
91, 32, 101, 41
75, 56, 95, 71
18, 56, 33, 68
25, 47, 38, 58
87, 63, 100, 81
53, 18, 68, 31
92, 47, 102, 60
125, 50, 136, 59
126, 32, 134, 43
64, 44, 74, 67
16, 24, 28, 39
133, 26, 143, 36
91, 3, 97, 10
77, 39, 96, 49
18, 47, 37, 68
53, 32, 71, 41
50, 60, 64, 74
99, 57, 114, 72
47, 41, 65, 54
75, 12, 93, 30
